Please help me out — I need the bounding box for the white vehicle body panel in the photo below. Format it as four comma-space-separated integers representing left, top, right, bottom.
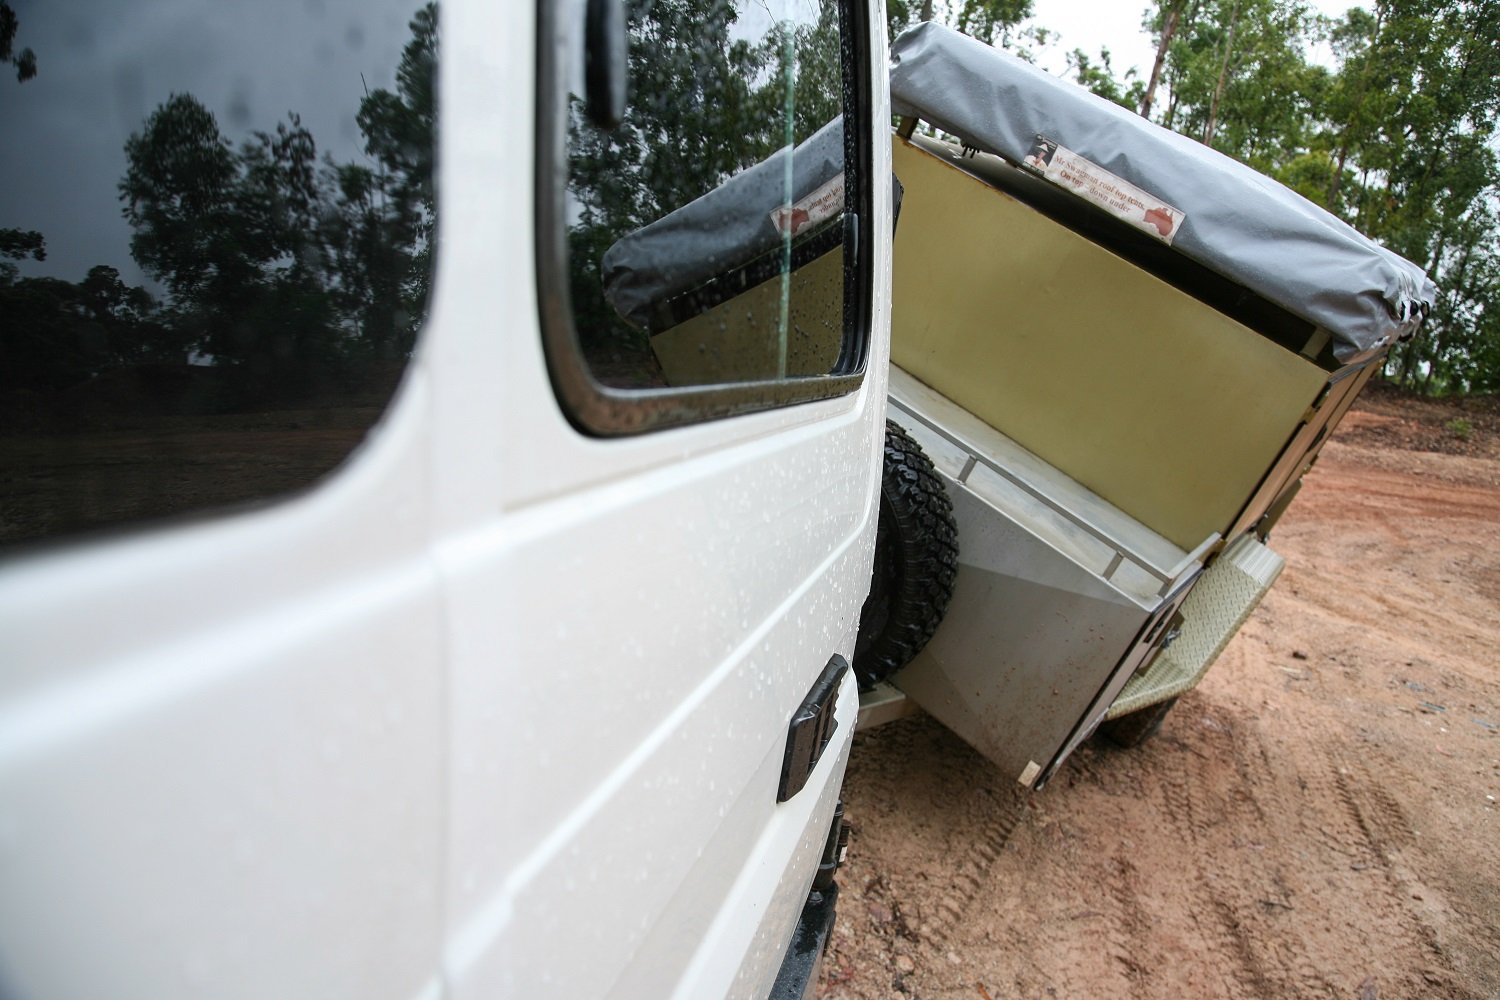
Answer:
0, 3, 892, 998
0, 378, 447, 1000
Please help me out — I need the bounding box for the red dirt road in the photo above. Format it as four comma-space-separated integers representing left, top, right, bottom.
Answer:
821, 392, 1500, 1000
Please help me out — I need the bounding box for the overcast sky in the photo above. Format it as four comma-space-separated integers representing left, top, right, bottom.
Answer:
1027, 0, 1364, 78
0, 0, 417, 286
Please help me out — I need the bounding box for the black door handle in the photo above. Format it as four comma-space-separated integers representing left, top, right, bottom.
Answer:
779, 655, 849, 802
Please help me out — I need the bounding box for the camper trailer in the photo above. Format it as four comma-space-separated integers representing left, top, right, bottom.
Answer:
852, 23, 1432, 782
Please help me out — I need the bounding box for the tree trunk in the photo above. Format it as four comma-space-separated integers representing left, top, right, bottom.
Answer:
1140, 5, 1181, 118
1398, 337, 1422, 389
1326, 146, 1351, 209
1397, 232, 1448, 393
1203, 0, 1242, 146
1421, 333, 1441, 394
1422, 239, 1472, 395
1325, 8, 1383, 209
1354, 169, 1373, 230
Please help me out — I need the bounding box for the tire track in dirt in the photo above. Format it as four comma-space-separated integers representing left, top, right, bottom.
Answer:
1193, 708, 1347, 997
1150, 711, 1288, 999
1129, 691, 1465, 1000
1323, 742, 1461, 995
1214, 718, 1344, 999
826, 715, 1035, 997
1223, 699, 1458, 998
1236, 735, 1348, 999
1099, 854, 1150, 1000
1281, 728, 1372, 865
921, 781, 1028, 949
1212, 690, 1469, 999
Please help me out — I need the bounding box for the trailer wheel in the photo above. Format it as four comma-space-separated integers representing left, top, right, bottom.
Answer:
853, 420, 958, 688
1098, 697, 1178, 748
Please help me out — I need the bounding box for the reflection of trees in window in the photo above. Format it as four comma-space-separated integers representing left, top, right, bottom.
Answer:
0, 1, 37, 83
566, 0, 843, 378
0, 4, 437, 546
0, 3, 435, 405
119, 4, 436, 384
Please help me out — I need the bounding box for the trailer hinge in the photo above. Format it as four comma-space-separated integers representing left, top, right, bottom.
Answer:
1300, 383, 1333, 423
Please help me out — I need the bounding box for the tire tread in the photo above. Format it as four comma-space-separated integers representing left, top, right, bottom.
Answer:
854, 420, 959, 687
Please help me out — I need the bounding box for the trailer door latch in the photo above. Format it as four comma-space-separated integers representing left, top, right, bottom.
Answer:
778, 655, 849, 802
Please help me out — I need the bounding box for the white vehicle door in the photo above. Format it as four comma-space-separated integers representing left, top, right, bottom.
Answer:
441, 3, 888, 996
0, 1, 890, 998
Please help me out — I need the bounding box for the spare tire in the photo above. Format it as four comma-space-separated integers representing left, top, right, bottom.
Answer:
853, 419, 959, 688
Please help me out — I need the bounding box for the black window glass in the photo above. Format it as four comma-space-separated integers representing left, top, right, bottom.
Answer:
545, 0, 867, 424
0, 0, 437, 551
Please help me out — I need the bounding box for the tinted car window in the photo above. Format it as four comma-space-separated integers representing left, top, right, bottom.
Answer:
0, 0, 436, 550
540, 0, 871, 433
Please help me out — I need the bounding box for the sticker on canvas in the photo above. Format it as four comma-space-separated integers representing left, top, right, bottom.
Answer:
1022, 135, 1058, 173
1020, 134, 1186, 245
770, 172, 845, 237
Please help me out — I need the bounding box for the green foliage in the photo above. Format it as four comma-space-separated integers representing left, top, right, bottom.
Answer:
1069, 48, 1146, 110
570, 0, 786, 238
120, 95, 249, 309
950, 0, 1035, 47
1445, 416, 1472, 440
1321, 1, 1500, 395
1134, 0, 1500, 397
1147, 0, 1327, 165
8, 0, 1495, 401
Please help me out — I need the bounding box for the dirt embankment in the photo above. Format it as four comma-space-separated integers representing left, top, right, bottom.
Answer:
821, 386, 1500, 1000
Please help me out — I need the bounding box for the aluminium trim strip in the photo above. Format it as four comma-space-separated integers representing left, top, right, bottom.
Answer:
888, 397, 1209, 592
